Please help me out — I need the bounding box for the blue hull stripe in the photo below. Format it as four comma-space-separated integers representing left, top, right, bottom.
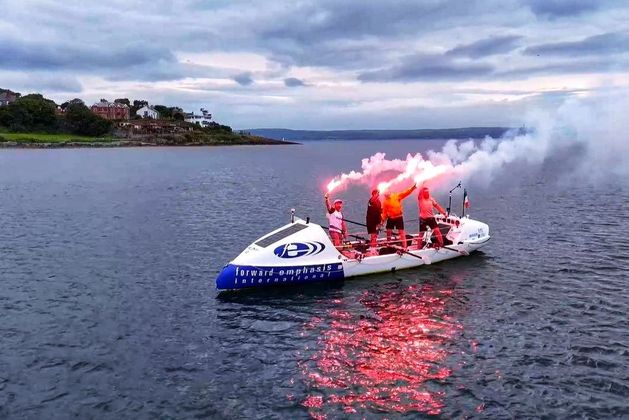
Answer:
216, 262, 345, 290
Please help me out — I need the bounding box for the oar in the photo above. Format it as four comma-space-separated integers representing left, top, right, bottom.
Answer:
321, 226, 368, 243
418, 236, 469, 255
440, 245, 469, 255
347, 233, 369, 242
392, 246, 432, 265
341, 218, 368, 228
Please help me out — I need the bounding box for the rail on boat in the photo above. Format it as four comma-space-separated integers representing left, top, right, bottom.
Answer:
331, 214, 463, 259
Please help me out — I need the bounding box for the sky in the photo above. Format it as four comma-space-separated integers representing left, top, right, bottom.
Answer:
1, 0, 628, 129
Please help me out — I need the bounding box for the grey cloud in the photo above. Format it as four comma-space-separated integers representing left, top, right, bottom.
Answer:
105, 61, 230, 83
268, 41, 393, 71
34, 76, 83, 93
454, 87, 590, 96
447, 35, 523, 58
284, 77, 305, 87
0, 72, 83, 94
359, 54, 494, 82
524, 32, 629, 57
233, 73, 254, 86
256, 0, 513, 68
532, 90, 579, 101
0, 37, 230, 84
260, 0, 494, 44
525, 0, 601, 18
0, 39, 176, 72
496, 58, 627, 78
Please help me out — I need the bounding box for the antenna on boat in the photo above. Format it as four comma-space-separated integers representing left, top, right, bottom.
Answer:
462, 188, 469, 218
447, 181, 462, 216
290, 208, 295, 223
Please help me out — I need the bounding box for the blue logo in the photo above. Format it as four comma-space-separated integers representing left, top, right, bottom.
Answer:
273, 242, 326, 259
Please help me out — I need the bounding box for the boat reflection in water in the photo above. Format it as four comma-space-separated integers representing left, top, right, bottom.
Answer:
298, 278, 466, 418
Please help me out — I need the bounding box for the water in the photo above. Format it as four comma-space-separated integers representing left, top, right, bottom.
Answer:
0, 141, 628, 419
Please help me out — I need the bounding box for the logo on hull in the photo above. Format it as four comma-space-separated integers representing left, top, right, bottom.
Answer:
273, 242, 326, 258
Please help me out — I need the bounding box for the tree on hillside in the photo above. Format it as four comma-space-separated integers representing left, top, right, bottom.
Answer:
170, 107, 184, 120
64, 102, 112, 136
202, 121, 232, 132
131, 99, 148, 117
172, 109, 185, 121
60, 98, 85, 111
0, 94, 57, 132
114, 98, 131, 106
154, 105, 171, 119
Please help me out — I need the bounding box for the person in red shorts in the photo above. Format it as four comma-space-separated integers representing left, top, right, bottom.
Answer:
418, 186, 446, 248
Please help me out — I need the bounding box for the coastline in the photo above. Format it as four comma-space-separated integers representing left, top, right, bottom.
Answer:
0, 136, 299, 149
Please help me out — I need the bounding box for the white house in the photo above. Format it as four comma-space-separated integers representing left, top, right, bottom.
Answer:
184, 108, 212, 127
137, 105, 159, 119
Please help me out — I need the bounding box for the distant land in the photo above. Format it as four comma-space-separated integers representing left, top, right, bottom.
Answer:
246, 127, 519, 141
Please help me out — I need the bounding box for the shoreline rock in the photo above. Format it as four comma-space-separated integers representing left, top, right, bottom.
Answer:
0, 138, 299, 149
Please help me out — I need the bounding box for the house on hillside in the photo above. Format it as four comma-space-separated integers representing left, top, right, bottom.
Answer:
136, 105, 160, 119
185, 108, 212, 127
91, 99, 130, 120
0, 89, 20, 106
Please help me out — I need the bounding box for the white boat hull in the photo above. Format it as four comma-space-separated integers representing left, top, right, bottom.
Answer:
216, 216, 490, 291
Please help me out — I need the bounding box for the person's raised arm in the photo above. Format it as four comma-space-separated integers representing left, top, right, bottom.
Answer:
399, 184, 417, 200
324, 193, 333, 213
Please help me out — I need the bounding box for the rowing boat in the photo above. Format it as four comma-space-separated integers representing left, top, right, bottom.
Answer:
216, 213, 490, 291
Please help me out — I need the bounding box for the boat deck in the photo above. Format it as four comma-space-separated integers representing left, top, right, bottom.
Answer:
337, 222, 455, 259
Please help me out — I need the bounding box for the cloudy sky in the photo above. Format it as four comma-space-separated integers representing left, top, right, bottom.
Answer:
1, 0, 628, 129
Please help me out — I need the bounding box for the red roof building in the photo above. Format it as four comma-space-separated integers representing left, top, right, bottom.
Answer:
91, 100, 130, 120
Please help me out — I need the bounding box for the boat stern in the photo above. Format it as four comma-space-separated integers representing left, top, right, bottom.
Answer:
457, 217, 491, 250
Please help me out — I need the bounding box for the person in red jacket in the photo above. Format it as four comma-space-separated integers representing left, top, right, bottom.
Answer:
418, 186, 446, 248
381, 184, 416, 249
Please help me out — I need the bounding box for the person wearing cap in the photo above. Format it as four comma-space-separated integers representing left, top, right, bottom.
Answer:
418, 186, 446, 248
381, 183, 416, 250
365, 189, 382, 251
324, 193, 346, 247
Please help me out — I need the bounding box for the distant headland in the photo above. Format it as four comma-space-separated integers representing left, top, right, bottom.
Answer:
246, 127, 521, 141
0, 88, 294, 148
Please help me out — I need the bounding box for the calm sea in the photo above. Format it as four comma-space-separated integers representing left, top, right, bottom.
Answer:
0, 140, 628, 418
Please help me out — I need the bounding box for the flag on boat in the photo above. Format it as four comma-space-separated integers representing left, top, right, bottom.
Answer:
463, 189, 470, 208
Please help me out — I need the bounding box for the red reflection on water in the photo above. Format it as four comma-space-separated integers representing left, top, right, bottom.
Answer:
299, 283, 462, 417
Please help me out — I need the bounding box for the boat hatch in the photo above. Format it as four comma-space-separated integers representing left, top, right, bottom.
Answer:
254, 223, 308, 248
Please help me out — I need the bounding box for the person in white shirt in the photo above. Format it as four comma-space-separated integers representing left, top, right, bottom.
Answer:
324, 193, 347, 247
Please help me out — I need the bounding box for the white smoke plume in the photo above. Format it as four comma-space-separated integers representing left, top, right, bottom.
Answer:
326, 92, 629, 194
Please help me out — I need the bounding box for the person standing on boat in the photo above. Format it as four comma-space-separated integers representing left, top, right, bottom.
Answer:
366, 189, 382, 251
381, 184, 416, 249
324, 193, 346, 247
418, 186, 446, 248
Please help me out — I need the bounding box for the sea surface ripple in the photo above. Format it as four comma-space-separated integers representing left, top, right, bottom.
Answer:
0, 141, 628, 419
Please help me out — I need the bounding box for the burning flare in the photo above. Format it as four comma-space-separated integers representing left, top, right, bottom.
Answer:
326, 152, 453, 194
